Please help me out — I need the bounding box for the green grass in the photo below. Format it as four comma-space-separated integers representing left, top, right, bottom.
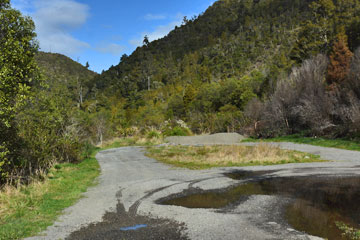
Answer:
102, 136, 163, 149
146, 144, 323, 170
243, 134, 360, 151
0, 136, 163, 240
0, 147, 101, 240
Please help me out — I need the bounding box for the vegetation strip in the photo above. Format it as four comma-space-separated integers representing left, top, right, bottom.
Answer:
243, 135, 360, 152
146, 144, 322, 170
0, 136, 165, 240
0, 146, 100, 240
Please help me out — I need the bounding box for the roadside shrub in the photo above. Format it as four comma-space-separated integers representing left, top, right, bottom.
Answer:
162, 119, 192, 136
146, 129, 162, 139
10, 91, 84, 184
163, 126, 192, 137
117, 126, 140, 137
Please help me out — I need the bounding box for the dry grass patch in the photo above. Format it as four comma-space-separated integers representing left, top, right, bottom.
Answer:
146, 144, 322, 169
100, 136, 163, 148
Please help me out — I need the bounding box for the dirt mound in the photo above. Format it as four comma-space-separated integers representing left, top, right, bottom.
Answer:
165, 133, 245, 145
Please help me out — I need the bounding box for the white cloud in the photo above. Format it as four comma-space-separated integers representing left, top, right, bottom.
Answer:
32, 0, 90, 55
96, 43, 124, 56
144, 14, 166, 21
130, 19, 182, 47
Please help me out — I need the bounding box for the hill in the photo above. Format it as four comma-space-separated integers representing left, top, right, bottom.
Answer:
86, 0, 360, 135
36, 52, 98, 107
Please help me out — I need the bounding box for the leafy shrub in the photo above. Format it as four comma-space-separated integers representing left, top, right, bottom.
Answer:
336, 222, 360, 240
161, 119, 193, 137
163, 126, 192, 137
146, 129, 161, 139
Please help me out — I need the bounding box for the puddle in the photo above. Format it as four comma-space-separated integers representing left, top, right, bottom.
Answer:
68, 201, 188, 240
160, 174, 360, 240
224, 170, 278, 180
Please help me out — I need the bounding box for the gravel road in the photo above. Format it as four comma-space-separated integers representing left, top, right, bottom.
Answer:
26, 134, 360, 240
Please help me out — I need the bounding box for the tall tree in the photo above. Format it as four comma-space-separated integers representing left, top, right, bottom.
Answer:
0, 0, 39, 180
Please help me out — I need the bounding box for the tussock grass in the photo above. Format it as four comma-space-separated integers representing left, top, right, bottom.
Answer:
147, 144, 322, 169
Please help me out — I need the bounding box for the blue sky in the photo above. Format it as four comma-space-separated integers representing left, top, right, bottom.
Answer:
11, 0, 215, 73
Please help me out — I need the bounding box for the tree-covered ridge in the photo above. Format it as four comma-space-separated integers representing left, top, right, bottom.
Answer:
87, 0, 360, 134
35, 52, 97, 85
94, 0, 313, 95
94, 0, 360, 95
35, 52, 98, 108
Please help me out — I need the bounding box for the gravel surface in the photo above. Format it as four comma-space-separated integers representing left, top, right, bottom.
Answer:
26, 134, 360, 240
165, 133, 245, 145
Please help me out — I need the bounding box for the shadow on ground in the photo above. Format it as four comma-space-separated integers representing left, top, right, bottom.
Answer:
67, 200, 188, 240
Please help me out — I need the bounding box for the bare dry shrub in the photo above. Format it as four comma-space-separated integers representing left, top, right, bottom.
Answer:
259, 55, 334, 136
347, 47, 360, 99
244, 98, 265, 136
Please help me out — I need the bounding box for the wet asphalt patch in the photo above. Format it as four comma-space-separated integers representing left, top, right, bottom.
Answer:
158, 171, 360, 240
66, 201, 188, 240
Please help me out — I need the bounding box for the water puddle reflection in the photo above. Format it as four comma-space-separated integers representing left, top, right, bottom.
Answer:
160, 172, 360, 239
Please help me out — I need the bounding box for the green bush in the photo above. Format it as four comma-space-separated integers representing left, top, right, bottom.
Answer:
336, 222, 360, 240
163, 126, 192, 137
146, 130, 161, 139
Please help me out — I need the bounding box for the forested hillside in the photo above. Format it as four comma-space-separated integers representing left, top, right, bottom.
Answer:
36, 52, 98, 108
88, 0, 360, 135
2, 0, 360, 184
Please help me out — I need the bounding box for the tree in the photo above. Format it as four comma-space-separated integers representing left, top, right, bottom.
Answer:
327, 32, 353, 88
143, 35, 150, 46
120, 54, 128, 62
0, 1, 39, 181
291, 0, 335, 62
182, 16, 189, 25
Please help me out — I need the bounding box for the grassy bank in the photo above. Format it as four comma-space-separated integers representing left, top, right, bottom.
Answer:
0, 146, 100, 240
0, 136, 163, 240
100, 136, 163, 148
243, 135, 360, 151
146, 144, 322, 170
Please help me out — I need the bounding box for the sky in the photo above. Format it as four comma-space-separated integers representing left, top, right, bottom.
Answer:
11, 0, 215, 73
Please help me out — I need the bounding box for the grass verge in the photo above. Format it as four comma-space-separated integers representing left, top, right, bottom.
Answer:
146, 144, 323, 170
100, 136, 163, 148
243, 134, 360, 151
0, 136, 162, 240
0, 148, 102, 240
